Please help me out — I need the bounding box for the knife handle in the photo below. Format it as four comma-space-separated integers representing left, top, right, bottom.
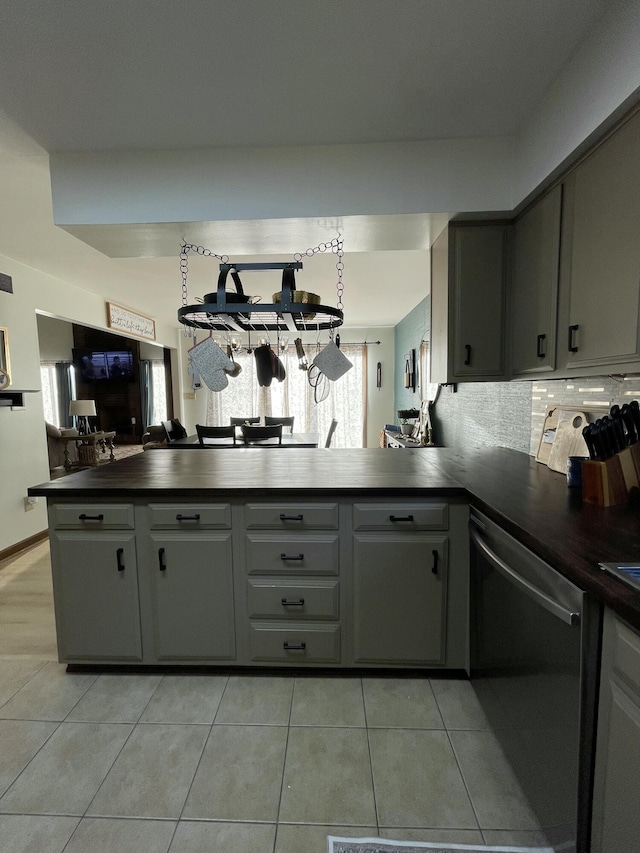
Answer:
583, 425, 597, 460
621, 404, 637, 444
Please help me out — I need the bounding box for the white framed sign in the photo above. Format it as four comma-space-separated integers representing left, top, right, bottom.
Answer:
106, 302, 156, 341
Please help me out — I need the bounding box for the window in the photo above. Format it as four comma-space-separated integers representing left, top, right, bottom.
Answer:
204, 343, 365, 447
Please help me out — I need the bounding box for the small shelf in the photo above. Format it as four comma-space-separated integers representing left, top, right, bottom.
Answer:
0, 390, 39, 409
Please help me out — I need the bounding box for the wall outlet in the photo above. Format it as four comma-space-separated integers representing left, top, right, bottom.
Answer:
24, 496, 37, 512
184, 391, 196, 400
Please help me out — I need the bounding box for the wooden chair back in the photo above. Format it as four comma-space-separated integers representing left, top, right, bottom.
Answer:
195, 424, 237, 445
265, 415, 294, 432
241, 423, 283, 444
325, 419, 338, 447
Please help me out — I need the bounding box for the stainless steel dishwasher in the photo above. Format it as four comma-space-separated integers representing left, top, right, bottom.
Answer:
469, 508, 601, 853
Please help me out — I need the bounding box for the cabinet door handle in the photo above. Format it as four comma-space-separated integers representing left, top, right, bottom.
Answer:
158, 547, 166, 571
568, 324, 579, 353
280, 553, 304, 561
432, 549, 439, 574
536, 333, 546, 359
79, 513, 104, 522
176, 513, 200, 522
389, 514, 414, 523
116, 548, 125, 572
464, 344, 472, 365
279, 513, 304, 521
281, 598, 305, 606
283, 641, 306, 651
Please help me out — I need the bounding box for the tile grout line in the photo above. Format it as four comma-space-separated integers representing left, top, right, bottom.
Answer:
273, 673, 296, 853
360, 677, 381, 837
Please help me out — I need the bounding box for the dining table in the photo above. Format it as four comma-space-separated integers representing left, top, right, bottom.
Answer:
170, 432, 320, 448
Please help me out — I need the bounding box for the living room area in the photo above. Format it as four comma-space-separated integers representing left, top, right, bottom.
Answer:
38, 314, 172, 475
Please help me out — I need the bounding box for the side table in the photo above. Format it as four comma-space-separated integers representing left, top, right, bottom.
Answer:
62, 431, 116, 469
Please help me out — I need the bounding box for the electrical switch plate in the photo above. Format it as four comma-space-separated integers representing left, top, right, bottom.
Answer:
24, 496, 37, 512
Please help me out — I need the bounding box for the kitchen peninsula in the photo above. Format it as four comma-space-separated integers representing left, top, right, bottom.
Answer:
28, 446, 640, 666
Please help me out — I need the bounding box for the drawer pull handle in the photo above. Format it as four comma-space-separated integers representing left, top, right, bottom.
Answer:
432, 549, 439, 574
279, 513, 304, 521
79, 513, 104, 522
568, 324, 579, 353
158, 547, 166, 571
464, 343, 472, 365
536, 333, 546, 359
281, 553, 304, 561
281, 598, 305, 606
283, 641, 306, 651
176, 513, 200, 521
389, 514, 414, 522
116, 548, 125, 572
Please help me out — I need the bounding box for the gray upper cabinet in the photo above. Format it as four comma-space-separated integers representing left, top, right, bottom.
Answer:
558, 110, 640, 372
510, 185, 562, 376
430, 222, 511, 384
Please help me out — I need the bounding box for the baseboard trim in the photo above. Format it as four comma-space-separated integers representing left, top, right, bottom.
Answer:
0, 530, 48, 563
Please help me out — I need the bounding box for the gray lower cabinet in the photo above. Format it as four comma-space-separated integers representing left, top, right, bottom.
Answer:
591, 608, 640, 852
143, 533, 235, 661
46, 497, 468, 668
241, 501, 343, 665
50, 530, 142, 661
352, 533, 447, 665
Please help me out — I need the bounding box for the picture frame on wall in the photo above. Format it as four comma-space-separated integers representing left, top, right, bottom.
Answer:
0, 326, 11, 389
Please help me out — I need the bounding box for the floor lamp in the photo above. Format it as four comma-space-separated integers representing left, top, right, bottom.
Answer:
69, 399, 96, 435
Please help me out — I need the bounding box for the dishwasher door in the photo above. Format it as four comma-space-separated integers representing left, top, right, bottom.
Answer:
469, 509, 600, 853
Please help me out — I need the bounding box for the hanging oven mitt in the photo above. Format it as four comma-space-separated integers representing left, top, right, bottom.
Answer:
311, 340, 352, 381
188, 337, 235, 392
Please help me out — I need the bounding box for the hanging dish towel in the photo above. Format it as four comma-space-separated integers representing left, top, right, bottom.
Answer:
312, 340, 353, 381
188, 337, 235, 392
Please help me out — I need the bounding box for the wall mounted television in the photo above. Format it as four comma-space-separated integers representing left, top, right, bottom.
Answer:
73, 349, 135, 381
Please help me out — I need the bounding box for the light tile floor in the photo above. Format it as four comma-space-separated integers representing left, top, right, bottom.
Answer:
0, 541, 553, 852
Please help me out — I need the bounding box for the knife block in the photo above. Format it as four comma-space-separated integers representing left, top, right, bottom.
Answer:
582, 452, 637, 506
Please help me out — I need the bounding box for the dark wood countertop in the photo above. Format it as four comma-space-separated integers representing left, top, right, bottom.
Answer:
29, 445, 640, 631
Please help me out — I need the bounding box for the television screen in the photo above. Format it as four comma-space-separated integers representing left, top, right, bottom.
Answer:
74, 349, 134, 381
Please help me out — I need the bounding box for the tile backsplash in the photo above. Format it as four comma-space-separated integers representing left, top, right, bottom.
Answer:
430, 374, 640, 457
530, 374, 640, 455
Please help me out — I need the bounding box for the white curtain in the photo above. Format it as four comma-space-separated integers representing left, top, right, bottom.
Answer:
204, 343, 365, 448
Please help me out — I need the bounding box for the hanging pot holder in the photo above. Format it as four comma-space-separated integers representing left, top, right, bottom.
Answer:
188, 337, 235, 392
311, 340, 353, 381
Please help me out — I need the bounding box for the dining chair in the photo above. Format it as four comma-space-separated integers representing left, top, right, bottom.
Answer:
265, 415, 294, 432
325, 418, 338, 447
230, 416, 260, 426
195, 424, 237, 445
241, 423, 283, 445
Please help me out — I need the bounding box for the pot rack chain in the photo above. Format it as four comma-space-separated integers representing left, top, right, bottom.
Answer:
293, 234, 344, 312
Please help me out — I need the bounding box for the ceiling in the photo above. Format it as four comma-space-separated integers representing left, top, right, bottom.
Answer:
0, 0, 611, 332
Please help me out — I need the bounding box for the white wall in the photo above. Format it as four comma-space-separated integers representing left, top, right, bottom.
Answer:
0, 252, 180, 553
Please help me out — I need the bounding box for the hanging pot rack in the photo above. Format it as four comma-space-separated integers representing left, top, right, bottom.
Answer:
178, 260, 344, 334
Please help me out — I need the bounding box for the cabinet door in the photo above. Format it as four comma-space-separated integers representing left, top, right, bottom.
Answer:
591, 611, 640, 852
452, 225, 509, 379
562, 111, 640, 370
511, 186, 562, 375
51, 531, 142, 661
147, 533, 235, 661
352, 534, 447, 665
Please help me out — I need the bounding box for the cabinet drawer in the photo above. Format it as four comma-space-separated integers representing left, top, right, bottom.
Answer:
247, 580, 339, 620
248, 622, 341, 663
245, 534, 339, 576
244, 502, 339, 529
50, 503, 135, 530
353, 502, 448, 531
147, 503, 231, 529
